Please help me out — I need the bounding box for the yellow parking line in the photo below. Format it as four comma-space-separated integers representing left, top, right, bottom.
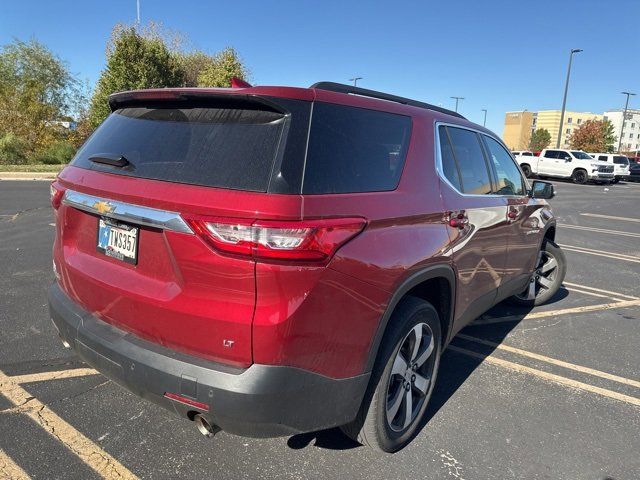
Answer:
580, 213, 640, 223
0, 448, 31, 480
473, 299, 640, 325
448, 346, 640, 407
10, 368, 99, 384
0, 369, 137, 480
456, 334, 640, 389
562, 281, 639, 300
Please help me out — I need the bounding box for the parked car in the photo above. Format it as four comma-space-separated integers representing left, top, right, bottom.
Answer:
588, 153, 631, 183
48, 81, 565, 453
512, 150, 535, 157
516, 148, 614, 184
628, 161, 640, 182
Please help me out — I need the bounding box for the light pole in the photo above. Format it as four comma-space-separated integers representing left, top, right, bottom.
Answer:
349, 77, 362, 87
481, 109, 487, 127
618, 91, 636, 152
450, 96, 464, 112
556, 48, 582, 148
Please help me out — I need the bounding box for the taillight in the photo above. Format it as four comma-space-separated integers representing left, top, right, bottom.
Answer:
185, 216, 366, 263
50, 182, 65, 209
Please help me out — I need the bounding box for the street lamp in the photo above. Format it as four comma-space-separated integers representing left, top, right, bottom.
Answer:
618, 91, 636, 152
450, 96, 464, 112
481, 109, 488, 127
349, 77, 363, 87
556, 48, 582, 148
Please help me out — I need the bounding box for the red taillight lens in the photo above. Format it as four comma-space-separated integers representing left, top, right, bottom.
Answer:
185, 216, 366, 263
50, 182, 65, 209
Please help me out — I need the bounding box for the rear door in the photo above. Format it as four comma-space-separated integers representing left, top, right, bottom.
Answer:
53, 95, 309, 367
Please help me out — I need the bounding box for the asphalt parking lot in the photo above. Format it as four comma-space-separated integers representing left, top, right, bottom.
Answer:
1, 179, 639, 480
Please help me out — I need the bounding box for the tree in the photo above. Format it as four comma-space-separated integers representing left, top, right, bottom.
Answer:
529, 128, 551, 151
197, 47, 249, 87
0, 38, 84, 159
87, 24, 184, 128
569, 119, 617, 153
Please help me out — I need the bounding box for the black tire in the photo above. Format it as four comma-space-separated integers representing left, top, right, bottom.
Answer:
509, 240, 566, 307
341, 297, 441, 453
572, 169, 588, 184
521, 164, 532, 178
612, 178, 619, 184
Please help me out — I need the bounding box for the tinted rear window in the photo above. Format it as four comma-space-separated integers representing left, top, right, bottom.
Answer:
72, 105, 287, 192
302, 103, 411, 194
613, 156, 629, 165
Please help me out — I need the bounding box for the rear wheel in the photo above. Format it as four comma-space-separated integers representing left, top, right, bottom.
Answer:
521, 164, 532, 178
509, 240, 566, 307
341, 297, 441, 453
572, 169, 588, 184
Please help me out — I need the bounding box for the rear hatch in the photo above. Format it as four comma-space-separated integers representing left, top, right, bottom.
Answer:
52, 90, 311, 367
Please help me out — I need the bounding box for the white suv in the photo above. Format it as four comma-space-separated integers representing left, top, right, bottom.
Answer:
589, 153, 631, 183
515, 149, 614, 184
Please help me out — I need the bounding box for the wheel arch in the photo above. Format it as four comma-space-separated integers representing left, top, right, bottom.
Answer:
363, 264, 456, 373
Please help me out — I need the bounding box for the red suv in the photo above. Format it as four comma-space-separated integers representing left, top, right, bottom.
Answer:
49, 82, 565, 452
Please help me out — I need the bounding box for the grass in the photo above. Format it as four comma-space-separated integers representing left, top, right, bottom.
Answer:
0, 164, 67, 172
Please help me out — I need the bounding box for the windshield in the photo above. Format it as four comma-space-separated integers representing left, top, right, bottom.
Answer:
571, 151, 594, 160
613, 156, 629, 165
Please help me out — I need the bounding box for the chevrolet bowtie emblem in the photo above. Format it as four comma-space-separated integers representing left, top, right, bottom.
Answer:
92, 201, 114, 215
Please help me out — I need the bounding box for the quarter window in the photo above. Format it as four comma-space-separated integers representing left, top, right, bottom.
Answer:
483, 136, 526, 196
440, 126, 492, 195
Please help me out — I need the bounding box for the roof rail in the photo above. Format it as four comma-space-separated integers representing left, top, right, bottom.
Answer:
310, 81, 466, 119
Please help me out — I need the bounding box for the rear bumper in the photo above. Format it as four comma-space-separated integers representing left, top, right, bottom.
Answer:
48, 284, 369, 438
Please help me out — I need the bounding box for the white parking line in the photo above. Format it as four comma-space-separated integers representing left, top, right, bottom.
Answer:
580, 213, 640, 223
564, 286, 626, 302
456, 334, 640, 389
0, 369, 137, 480
562, 281, 639, 300
559, 244, 640, 264
0, 448, 30, 480
560, 224, 640, 238
448, 346, 640, 407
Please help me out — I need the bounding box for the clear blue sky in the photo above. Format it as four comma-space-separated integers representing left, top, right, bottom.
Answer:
2, 0, 638, 135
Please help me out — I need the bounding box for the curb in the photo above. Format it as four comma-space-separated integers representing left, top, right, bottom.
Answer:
0, 172, 58, 181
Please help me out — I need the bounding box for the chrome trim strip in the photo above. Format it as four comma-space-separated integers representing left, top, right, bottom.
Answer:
62, 190, 193, 234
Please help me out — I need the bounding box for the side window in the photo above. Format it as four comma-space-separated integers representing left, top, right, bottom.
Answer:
598, 155, 607, 161
438, 126, 462, 192
445, 127, 492, 195
544, 150, 558, 159
483, 136, 526, 196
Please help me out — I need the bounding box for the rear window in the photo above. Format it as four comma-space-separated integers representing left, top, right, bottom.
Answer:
613, 156, 629, 165
302, 103, 411, 194
72, 105, 287, 192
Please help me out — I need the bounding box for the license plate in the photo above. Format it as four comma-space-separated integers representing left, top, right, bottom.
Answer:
97, 218, 139, 265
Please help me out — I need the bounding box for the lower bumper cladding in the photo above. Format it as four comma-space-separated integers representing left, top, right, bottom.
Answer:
48, 284, 370, 438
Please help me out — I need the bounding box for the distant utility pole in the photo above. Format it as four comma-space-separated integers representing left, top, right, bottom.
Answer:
618, 91, 636, 152
556, 48, 582, 148
450, 96, 464, 112
136, 0, 141, 24
349, 77, 362, 87
481, 109, 488, 127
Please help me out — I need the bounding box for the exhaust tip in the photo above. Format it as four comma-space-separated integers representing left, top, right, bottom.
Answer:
194, 414, 220, 439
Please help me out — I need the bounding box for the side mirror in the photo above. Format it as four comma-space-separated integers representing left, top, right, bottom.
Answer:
530, 180, 555, 199
564, 156, 572, 162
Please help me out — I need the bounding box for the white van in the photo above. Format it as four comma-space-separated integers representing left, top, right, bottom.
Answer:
588, 153, 631, 183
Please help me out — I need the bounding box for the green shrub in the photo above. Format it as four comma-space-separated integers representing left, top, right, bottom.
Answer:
35, 141, 76, 164
0, 133, 29, 164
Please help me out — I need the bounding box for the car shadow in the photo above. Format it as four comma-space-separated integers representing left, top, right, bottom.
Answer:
286, 287, 570, 451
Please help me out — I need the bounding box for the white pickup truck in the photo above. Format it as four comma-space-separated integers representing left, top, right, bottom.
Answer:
514, 149, 614, 184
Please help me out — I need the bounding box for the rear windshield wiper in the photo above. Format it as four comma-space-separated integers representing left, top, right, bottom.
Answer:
89, 153, 130, 168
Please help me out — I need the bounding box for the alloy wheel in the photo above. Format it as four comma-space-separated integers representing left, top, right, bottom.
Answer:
385, 323, 436, 432
515, 250, 559, 301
